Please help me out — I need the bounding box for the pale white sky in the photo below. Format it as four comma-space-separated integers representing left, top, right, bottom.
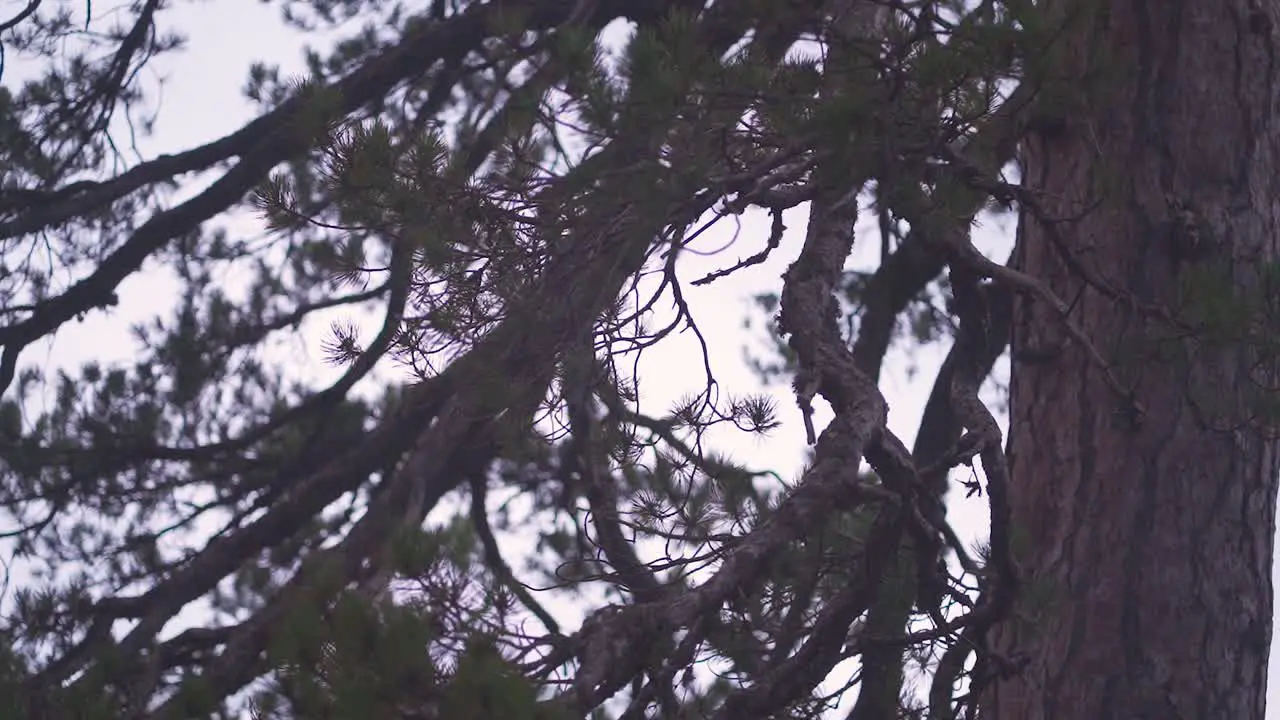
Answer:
4, 0, 1279, 714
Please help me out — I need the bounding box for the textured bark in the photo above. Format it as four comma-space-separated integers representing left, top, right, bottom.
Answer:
990, 0, 1280, 718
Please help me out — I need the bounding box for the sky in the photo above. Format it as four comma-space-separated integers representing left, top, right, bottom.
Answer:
3, 0, 1279, 714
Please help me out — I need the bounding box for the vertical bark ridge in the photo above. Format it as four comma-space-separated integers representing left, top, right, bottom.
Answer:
992, 1, 1280, 717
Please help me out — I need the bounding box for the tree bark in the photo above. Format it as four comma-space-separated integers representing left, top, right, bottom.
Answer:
990, 0, 1280, 717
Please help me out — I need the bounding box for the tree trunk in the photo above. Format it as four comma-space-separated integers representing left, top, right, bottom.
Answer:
990, 1, 1280, 717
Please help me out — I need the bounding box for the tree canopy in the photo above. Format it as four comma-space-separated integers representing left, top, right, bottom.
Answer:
2, 0, 1278, 718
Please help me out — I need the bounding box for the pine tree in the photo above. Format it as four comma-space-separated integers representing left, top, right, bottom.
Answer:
1, 1, 1276, 718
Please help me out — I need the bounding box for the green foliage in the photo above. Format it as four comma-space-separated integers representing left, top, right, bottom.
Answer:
0, 0, 1075, 718
266, 593, 441, 719
438, 636, 549, 720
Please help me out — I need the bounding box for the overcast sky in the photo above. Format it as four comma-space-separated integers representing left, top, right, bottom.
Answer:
4, 0, 1279, 714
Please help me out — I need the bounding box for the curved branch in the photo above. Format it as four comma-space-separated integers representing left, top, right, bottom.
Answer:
470, 475, 562, 635
923, 264, 1018, 719
0, 0, 670, 396
0, 281, 389, 470
850, 279, 1011, 720
713, 504, 904, 720
553, 163, 902, 719
0, 0, 40, 34
563, 344, 668, 603
850, 80, 1034, 382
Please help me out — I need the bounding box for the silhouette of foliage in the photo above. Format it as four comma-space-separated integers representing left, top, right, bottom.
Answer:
4, 0, 1278, 718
